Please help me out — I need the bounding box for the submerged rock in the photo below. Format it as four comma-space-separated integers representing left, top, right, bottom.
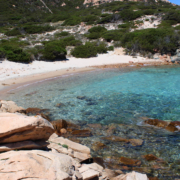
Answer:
165, 121, 180, 132
72, 129, 92, 137
119, 157, 141, 166
144, 118, 169, 128
51, 119, 68, 136
91, 141, 106, 151
143, 154, 159, 161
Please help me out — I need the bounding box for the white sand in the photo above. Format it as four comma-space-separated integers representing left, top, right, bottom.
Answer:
0, 50, 160, 82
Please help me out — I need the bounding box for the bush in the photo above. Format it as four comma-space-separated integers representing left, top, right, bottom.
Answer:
87, 26, 107, 40
143, 9, 156, 15
120, 10, 143, 21
5, 28, 21, 36
23, 25, 54, 34
55, 31, 69, 37
121, 28, 180, 55
97, 42, 107, 54
82, 15, 99, 23
62, 16, 82, 26
2, 46, 31, 63
86, 32, 101, 39
42, 43, 67, 61
102, 30, 123, 42
88, 26, 107, 33
0, 47, 5, 58
163, 11, 180, 24
108, 46, 114, 51
71, 42, 107, 58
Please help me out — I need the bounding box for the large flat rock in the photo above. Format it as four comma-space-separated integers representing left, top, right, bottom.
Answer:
0, 113, 54, 143
49, 134, 90, 155
0, 150, 75, 180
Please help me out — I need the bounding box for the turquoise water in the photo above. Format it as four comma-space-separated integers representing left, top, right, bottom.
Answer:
6, 65, 180, 124
4, 65, 180, 179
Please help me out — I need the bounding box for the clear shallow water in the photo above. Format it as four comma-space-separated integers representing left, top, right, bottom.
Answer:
4, 65, 180, 179
5, 65, 180, 124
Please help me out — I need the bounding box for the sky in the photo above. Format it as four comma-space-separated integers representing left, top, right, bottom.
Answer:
169, 0, 180, 5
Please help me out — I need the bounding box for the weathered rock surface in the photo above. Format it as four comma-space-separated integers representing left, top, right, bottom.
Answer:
0, 113, 54, 143
112, 171, 148, 180
0, 150, 76, 180
0, 140, 48, 152
0, 100, 24, 113
49, 133, 91, 155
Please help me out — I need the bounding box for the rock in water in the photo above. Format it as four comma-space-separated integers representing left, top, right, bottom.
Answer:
51, 119, 68, 135
0, 113, 54, 143
112, 171, 148, 180
0, 100, 24, 113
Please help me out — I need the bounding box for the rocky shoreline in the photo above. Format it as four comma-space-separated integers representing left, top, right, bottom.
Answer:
0, 100, 180, 180
0, 100, 150, 180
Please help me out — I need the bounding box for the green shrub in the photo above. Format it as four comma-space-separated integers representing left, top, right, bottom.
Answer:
163, 11, 180, 24
62, 144, 68, 149
60, 36, 82, 46
108, 46, 114, 51
174, 25, 180, 30
97, 15, 113, 24
121, 28, 180, 55
102, 30, 123, 42
23, 25, 54, 34
55, 31, 69, 37
143, 9, 156, 15
71, 42, 107, 58
118, 23, 130, 29
62, 16, 82, 26
87, 26, 107, 40
120, 10, 143, 21
2, 46, 31, 63
101, 13, 111, 17
82, 15, 99, 23
5, 28, 21, 36
97, 42, 107, 54
0, 47, 5, 58
88, 26, 107, 33
42, 43, 67, 61
71, 42, 97, 58
86, 32, 101, 39
158, 20, 177, 28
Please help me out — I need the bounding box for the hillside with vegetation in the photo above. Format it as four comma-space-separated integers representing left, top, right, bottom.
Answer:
0, 0, 180, 62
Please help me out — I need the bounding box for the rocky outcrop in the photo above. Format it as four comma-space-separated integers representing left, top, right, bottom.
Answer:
0, 113, 54, 143
0, 100, 24, 113
112, 171, 148, 180
83, 0, 171, 6
0, 150, 77, 180
48, 133, 91, 161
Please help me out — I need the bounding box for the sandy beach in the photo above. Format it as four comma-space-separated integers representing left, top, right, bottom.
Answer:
0, 49, 164, 95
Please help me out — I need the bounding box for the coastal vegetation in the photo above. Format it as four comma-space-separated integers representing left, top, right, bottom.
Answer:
0, 0, 180, 61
